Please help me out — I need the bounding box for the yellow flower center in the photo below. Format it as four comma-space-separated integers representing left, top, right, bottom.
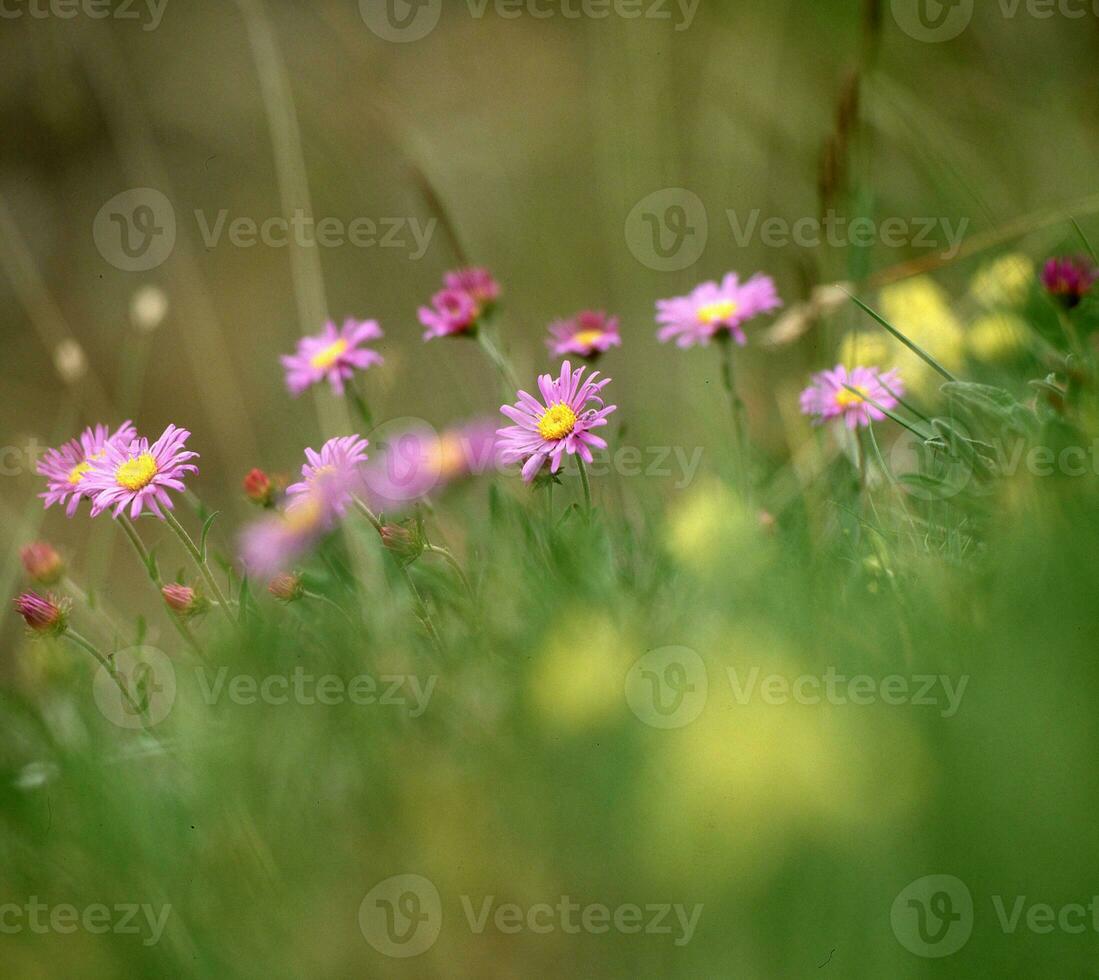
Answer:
68, 462, 92, 485
697, 300, 738, 325
835, 386, 870, 409
310, 338, 349, 370
571, 329, 605, 347
537, 403, 577, 441
116, 453, 159, 491
285, 496, 323, 531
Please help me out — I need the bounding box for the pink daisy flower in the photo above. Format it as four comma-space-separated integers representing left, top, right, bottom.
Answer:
419, 289, 479, 341
286, 435, 369, 517
444, 267, 501, 309
239, 473, 351, 577
83, 424, 199, 519
37, 421, 137, 517
656, 272, 782, 348
547, 311, 622, 359
280, 318, 383, 397
497, 360, 617, 482
799, 365, 905, 429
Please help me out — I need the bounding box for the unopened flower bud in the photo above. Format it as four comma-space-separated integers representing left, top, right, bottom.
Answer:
19, 542, 64, 585
13, 592, 69, 636
243, 468, 276, 508
1042, 256, 1097, 308
379, 522, 424, 565
161, 583, 208, 618
268, 573, 304, 603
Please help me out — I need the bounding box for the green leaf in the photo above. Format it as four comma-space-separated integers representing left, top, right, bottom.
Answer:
845, 291, 958, 382
199, 511, 221, 564
941, 381, 1036, 435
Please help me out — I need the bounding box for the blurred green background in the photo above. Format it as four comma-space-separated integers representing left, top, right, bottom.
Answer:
2, 0, 1099, 976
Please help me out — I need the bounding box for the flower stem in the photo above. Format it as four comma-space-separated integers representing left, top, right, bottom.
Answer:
719, 338, 750, 500
352, 497, 445, 657
116, 515, 205, 657
425, 544, 475, 601
576, 456, 593, 518
302, 589, 355, 625
349, 382, 374, 431
476, 328, 520, 392
161, 510, 237, 627
65, 628, 159, 741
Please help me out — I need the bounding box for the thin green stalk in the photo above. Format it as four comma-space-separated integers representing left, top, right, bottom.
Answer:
161, 510, 236, 627
65, 629, 159, 741
349, 382, 374, 431
845, 290, 959, 382
576, 456, 593, 518
842, 383, 932, 441
476, 328, 520, 392
302, 589, 355, 625
425, 544, 475, 601
116, 515, 205, 656
719, 337, 751, 498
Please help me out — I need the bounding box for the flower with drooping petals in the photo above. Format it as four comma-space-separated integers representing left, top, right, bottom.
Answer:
14, 591, 69, 635
419, 289, 479, 340
83, 424, 199, 520
656, 273, 782, 348
497, 360, 617, 482
444, 267, 501, 309
162, 583, 207, 618
547, 311, 622, 359
37, 421, 137, 517
280, 318, 383, 397
286, 435, 368, 517
1041, 256, 1097, 308
799, 365, 905, 429
20, 543, 64, 585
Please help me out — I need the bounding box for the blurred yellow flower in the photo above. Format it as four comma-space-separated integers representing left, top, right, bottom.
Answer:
664, 478, 772, 576
969, 253, 1034, 309
529, 612, 631, 732
837, 330, 892, 370
967, 312, 1031, 362
878, 277, 965, 397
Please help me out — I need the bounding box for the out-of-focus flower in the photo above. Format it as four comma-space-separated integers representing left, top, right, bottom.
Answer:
281, 318, 383, 397
37, 421, 137, 517
547, 311, 622, 359
497, 361, 616, 482
665, 478, 773, 577
444, 267, 501, 310
762, 282, 850, 348
969, 253, 1034, 309
837, 330, 892, 370
13, 591, 69, 635
878, 277, 965, 395
267, 572, 304, 603
800, 365, 905, 429
19, 543, 64, 585
967, 312, 1031, 362
419, 289, 479, 340
130, 285, 169, 333
161, 583, 208, 618
53, 340, 87, 385
656, 272, 781, 348
1041, 256, 1097, 308
285, 435, 368, 518
84, 424, 198, 520
243, 468, 276, 508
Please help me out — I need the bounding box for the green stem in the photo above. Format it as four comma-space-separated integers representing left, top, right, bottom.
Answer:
719, 338, 750, 499
425, 544, 474, 601
576, 456, 593, 518
65, 629, 159, 741
302, 589, 355, 625
476, 328, 520, 392
162, 510, 236, 627
116, 516, 205, 656
349, 382, 374, 431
